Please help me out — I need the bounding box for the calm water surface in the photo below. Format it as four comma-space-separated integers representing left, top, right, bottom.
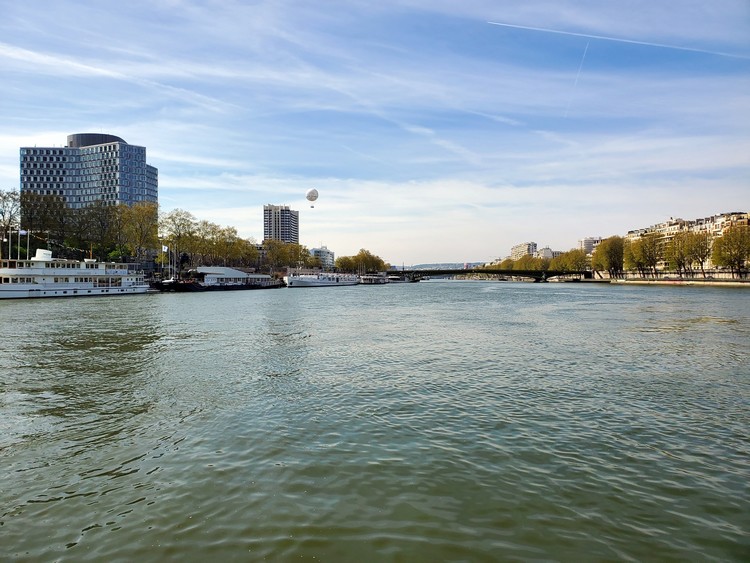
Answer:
1, 281, 748, 561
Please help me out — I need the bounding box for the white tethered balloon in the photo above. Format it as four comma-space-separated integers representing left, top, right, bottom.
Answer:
306, 188, 319, 208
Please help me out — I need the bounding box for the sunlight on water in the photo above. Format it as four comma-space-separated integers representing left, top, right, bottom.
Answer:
1, 283, 749, 561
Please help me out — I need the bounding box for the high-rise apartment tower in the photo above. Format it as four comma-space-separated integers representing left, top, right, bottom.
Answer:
263, 205, 299, 244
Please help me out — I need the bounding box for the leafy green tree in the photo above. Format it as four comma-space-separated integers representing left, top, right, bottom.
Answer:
108, 204, 131, 261
625, 233, 661, 278
712, 225, 750, 278
335, 249, 386, 272
641, 233, 662, 277
160, 209, 197, 272
263, 239, 289, 272
81, 202, 115, 260
514, 254, 547, 271
625, 238, 649, 277
124, 202, 158, 262
665, 232, 690, 277
238, 239, 260, 268
686, 231, 711, 278
592, 236, 624, 278
549, 248, 589, 273
335, 255, 356, 272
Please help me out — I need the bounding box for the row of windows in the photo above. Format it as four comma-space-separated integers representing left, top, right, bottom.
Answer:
22, 149, 71, 156
22, 162, 70, 169
22, 155, 71, 162
22, 187, 157, 200
23, 171, 68, 180
82, 144, 120, 154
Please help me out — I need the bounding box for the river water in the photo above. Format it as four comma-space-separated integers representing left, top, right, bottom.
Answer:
1, 281, 748, 561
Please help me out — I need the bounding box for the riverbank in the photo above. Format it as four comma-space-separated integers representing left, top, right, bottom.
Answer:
611, 278, 749, 287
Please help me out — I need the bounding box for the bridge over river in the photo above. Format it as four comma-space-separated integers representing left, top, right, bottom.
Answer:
397, 268, 591, 282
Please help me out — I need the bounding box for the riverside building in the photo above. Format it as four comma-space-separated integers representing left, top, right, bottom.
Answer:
626, 212, 749, 243
19, 133, 158, 209
510, 242, 537, 261
310, 245, 335, 269
263, 205, 299, 244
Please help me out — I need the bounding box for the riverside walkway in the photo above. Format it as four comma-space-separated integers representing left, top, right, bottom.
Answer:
399, 268, 589, 282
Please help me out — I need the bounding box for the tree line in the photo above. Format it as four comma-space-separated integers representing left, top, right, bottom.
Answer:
590, 227, 749, 278
488, 226, 749, 279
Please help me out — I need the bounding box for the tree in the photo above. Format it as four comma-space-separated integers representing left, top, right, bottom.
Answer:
686, 231, 711, 278
263, 239, 289, 272
124, 202, 158, 262
238, 238, 260, 268
641, 233, 662, 277
549, 249, 589, 275
160, 209, 197, 272
108, 204, 131, 261
625, 233, 661, 278
712, 225, 750, 278
335, 255, 356, 272
20, 193, 66, 240
592, 236, 624, 278
81, 202, 116, 260
514, 254, 546, 271
0, 189, 20, 259
353, 249, 388, 272
215, 226, 244, 266
665, 232, 690, 277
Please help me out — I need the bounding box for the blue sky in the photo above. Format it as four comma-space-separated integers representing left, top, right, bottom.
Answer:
1, 0, 748, 265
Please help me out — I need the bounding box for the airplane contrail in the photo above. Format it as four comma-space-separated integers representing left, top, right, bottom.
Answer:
487, 21, 750, 60
565, 41, 589, 118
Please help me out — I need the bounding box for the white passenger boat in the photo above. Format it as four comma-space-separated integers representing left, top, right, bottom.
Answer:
284, 271, 359, 287
0, 249, 150, 299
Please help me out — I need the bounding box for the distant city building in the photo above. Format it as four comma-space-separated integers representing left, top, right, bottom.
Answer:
534, 247, 562, 260
310, 245, 335, 269
263, 204, 299, 244
626, 212, 748, 243
510, 242, 537, 261
578, 237, 602, 255
625, 212, 748, 269
19, 133, 158, 209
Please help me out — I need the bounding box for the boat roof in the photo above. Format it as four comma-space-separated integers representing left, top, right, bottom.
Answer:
196, 266, 270, 278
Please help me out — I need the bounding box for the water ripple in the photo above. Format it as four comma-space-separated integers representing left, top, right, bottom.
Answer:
1, 284, 748, 560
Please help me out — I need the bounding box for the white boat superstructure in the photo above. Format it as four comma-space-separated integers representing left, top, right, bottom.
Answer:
153, 266, 284, 291
0, 249, 151, 299
284, 271, 360, 287
360, 273, 389, 284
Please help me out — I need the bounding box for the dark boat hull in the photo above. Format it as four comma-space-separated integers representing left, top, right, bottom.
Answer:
151, 280, 285, 292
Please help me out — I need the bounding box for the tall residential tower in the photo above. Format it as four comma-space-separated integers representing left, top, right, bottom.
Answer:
263, 205, 299, 244
20, 133, 158, 209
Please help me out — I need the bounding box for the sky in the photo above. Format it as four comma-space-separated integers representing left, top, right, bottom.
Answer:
1, 0, 748, 265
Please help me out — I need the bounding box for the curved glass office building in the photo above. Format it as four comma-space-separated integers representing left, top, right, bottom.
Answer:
20, 133, 158, 209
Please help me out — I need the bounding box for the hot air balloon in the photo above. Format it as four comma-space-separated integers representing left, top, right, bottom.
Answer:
306, 188, 319, 208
